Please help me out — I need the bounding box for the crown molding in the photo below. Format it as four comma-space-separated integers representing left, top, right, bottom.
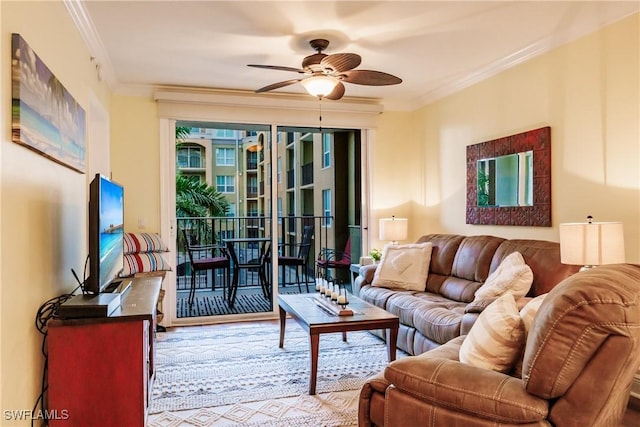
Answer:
154, 87, 384, 115
63, 0, 117, 87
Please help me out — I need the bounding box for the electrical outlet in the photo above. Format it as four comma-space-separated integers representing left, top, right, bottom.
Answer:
138, 217, 146, 229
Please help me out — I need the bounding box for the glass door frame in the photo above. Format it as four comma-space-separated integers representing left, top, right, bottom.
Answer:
157, 92, 378, 327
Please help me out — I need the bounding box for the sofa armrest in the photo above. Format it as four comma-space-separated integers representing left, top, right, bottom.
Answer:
384, 338, 549, 423
359, 264, 378, 283
358, 372, 389, 427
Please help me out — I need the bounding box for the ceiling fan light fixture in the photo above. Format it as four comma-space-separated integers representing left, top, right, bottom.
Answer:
301, 75, 339, 98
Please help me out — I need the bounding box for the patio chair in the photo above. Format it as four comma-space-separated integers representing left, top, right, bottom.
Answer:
275, 225, 314, 292
316, 236, 351, 279
182, 229, 230, 306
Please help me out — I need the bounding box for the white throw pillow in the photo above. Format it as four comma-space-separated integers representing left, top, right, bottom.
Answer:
474, 251, 533, 302
371, 243, 432, 291
520, 293, 548, 335
459, 293, 525, 373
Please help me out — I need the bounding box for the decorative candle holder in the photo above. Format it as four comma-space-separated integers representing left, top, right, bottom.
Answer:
331, 281, 339, 302
337, 280, 349, 308
326, 278, 334, 299
318, 273, 327, 295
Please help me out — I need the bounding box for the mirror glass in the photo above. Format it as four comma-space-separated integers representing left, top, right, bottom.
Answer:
466, 126, 551, 227
477, 151, 533, 207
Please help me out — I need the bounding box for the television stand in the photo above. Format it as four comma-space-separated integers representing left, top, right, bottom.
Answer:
47, 276, 161, 427
104, 278, 133, 294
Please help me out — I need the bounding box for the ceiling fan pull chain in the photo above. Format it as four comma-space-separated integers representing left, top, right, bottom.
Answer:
319, 97, 323, 132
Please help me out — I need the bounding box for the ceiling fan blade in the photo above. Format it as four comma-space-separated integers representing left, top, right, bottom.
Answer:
255, 79, 302, 93
321, 53, 361, 73
247, 64, 305, 74
324, 82, 345, 100
341, 70, 402, 86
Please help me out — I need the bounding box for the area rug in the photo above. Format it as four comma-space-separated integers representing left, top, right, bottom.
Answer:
148, 320, 401, 427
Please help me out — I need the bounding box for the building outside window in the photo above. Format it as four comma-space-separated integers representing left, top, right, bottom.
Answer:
277, 197, 282, 224
216, 175, 235, 193
216, 147, 235, 166
177, 145, 203, 169
277, 157, 281, 183
322, 189, 332, 227
215, 129, 236, 139
322, 134, 331, 168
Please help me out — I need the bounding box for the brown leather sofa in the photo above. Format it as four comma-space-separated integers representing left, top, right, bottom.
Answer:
359, 263, 640, 426
353, 234, 580, 356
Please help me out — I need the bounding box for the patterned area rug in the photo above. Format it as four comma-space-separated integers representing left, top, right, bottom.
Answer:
148, 321, 399, 426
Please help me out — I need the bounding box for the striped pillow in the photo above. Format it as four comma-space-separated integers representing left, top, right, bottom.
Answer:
121, 252, 171, 277
124, 233, 168, 254
459, 293, 525, 373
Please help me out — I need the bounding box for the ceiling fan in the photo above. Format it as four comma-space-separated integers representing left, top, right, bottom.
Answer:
247, 39, 402, 100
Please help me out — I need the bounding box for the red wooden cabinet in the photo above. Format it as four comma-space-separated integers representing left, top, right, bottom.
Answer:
47, 277, 161, 427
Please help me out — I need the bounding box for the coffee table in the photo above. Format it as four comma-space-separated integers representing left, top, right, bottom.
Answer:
278, 292, 399, 395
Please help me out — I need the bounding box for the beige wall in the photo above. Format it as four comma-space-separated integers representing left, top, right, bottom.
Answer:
375, 13, 639, 262
1, 1, 110, 423
1, 3, 637, 422
110, 96, 161, 233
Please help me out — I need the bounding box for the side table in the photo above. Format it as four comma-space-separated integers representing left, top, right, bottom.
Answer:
349, 263, 360, 289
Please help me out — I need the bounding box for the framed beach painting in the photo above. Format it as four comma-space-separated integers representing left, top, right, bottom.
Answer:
11, 33, 86, 173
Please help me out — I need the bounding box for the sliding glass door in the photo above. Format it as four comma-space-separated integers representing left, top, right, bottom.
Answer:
157, 99, 374, 327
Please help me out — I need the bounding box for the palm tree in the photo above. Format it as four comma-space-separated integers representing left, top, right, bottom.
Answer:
176, 176, 228, 218
175, 126, 229, 243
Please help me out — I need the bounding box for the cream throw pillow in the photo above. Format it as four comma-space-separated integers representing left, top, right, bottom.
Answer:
371, 243, 432, 291
512, 293, 549, 378
459, 293, 525, 373
520, 293, 548, 335
474, 251, 533, 302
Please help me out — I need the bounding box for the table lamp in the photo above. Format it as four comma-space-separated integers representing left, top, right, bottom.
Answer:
559, 215, 625, 271
379, 216, 408, 245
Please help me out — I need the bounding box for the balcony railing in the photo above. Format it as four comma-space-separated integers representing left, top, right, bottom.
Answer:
246, 186, 258, 198
176, 215, 337, 295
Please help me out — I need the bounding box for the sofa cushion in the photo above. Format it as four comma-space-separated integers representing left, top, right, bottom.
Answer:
474, 251, 533, 302
385, 336, 549, 423
358, 284, 400, 310
419, 234, 464, 295
372, 243, 432, 291
412, 304, 466, 345
451, 235, 506, 283
459, 293, 525, 373
491, 239, 579, 296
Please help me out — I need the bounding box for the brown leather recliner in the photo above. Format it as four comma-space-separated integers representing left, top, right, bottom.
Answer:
359, 264, 640, 427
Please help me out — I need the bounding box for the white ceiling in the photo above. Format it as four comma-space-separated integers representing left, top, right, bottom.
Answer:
74, 1, 639, 110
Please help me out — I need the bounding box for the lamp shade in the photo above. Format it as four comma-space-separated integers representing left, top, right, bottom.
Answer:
379, 217, 408, 243
559, 220, 625, 267
301, 75, 338, 97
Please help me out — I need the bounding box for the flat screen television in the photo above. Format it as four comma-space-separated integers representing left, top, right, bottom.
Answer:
86, 174, 125, 294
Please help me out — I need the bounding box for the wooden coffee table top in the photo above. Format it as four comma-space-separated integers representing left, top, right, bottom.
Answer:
277, 293, 398, 334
